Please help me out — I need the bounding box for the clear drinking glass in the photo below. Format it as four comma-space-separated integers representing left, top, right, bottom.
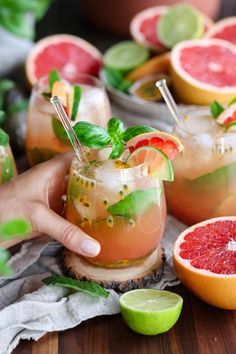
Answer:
0, 144, 17, 184
165, 109, 236, 225
66, 154, 167, 268
26, 73, 112, 166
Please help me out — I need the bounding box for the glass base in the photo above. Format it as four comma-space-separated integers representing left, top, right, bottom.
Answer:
64, 245, 165, 292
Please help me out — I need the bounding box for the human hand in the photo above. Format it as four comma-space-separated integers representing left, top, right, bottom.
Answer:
0, 153, 100, 257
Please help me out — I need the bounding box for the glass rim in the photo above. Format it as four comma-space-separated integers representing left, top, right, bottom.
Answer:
71, 153, 152, 182
32, 72, 106, 96
174, 108, 236, 138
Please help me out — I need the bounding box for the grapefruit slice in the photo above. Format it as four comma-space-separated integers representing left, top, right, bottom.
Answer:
130, 6, 214, 52
26, 34, 102, 85
173, 217, 236, 309
205, 17, 236, 46
126, 131, 183, 160
215, 102, 236, 128
126, 146, 174, 181
171, 39, 236, 105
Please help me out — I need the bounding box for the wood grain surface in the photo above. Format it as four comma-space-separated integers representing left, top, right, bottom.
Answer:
12, 285, 236, 354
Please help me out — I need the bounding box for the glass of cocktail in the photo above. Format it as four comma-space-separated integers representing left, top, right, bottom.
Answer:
66, 155, 166, 268
26, 73, 111, 166
165, 108, 236, 225
0, 130, 17, 184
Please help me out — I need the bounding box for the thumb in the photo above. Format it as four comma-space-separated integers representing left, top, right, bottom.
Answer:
33, 204, 101, 257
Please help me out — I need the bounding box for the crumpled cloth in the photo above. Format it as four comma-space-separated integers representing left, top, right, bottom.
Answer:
0, 216, 186, 354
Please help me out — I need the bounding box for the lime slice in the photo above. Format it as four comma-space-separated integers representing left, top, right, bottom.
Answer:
158, 4, 204, 48
126, 146, 174, 181
120, 289, 183, 335
104, 41, 150, 72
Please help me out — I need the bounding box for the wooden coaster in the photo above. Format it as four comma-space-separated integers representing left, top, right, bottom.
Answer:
64, 246, 165, 292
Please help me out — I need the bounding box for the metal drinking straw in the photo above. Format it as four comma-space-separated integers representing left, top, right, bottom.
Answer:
156, 79, 187, 130
50, 95, 88, 163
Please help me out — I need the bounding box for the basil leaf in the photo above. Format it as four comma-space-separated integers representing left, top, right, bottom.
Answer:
2, 156, 14, 182
71, 85, 82, 121
7, 99, 29, 114
123, 125, 157, 142
109, 139, 124, 159
43, 275, 109, 298
52, 117, 70, 144
34, 0, 53, 20
0, 219, 31, 240
210, 100, 224, 118
118, 79, 132, 92
0, 128, 9, 147
49, 69, 60, 92
228, 97, 236, 106
0, 111, 6, 124
0, 79, 15, 93
73, 121, 111, 149
0, 249, 11, 275
108, 188, 160, 218
107, 117, 124, 138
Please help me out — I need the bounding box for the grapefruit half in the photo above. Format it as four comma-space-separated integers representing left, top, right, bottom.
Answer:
205, 17, 236, 46
171, 39, 236, 105
173, 217, 236, 309
26, 34, 102, 85
130, 6, 214, 52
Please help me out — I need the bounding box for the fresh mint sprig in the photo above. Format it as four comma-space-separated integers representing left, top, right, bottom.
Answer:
49, 69, 60, 92
43, 275, 109, 298
0, 128, 9, 147
210, 100, 224, 118
73, 117, 157, 159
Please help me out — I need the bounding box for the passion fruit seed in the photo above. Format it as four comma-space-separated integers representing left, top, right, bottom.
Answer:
128, 219, 135, 228
106, 215, 114, 227
115, 160, 128, 169
123, 184, 128, 190
79, 195, 91, 208
103, 200, 108, 207
119, 190, 124, 198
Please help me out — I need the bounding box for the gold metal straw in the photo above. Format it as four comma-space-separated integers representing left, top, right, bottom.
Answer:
156, 79, 187, 129
50, 95, 88, 163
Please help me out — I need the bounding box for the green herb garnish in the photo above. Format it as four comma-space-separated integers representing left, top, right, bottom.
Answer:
43, 275, 109, 298
0, 128, 9, 147
210, 100, 224, 118
73, 118, 157, 159
71, 85, 82, 121
52, 117, 70, 144
104, 67, 132, 93
0, 219, 31, 240
228, 97, 236, 106
0, 0, 53, 39
2, 155, 14, 182
49, 69, 61, 92
107, 188, 160, 218
7, 99, 29, 114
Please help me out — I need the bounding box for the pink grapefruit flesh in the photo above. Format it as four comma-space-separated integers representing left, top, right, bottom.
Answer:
171, 39, 236, 104
205, 17, 236, 46
26, 34, 102, 85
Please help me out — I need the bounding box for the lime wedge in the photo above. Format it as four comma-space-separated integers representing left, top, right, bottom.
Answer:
158, 4, 204, 48
120, 289, 183, 335
104, 41, 149, 72
126, 146, 174, 181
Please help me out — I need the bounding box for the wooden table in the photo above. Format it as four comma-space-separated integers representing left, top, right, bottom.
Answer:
13, 284, 236, 354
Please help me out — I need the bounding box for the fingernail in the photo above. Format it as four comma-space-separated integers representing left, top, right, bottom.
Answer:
79, 238, 100, 256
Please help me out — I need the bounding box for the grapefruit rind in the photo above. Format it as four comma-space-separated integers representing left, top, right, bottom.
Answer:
130, 6, 168, 52
171, 39, 236, 105
205, 17, 236, 45
26, 34, 102, 85
126, 146, 174, 181
173, 217, 236, 310
126, 131, 184, 159
216, 103, 236, 124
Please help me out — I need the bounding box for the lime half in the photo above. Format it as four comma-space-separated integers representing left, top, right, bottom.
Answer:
104, 41, 149, 72
120, 289, 183, 335
158, 4, 204, 48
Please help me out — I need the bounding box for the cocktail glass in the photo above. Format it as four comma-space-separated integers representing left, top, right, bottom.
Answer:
0, 144, 17, 184
26, 73, 111, 166
66, 153, 166, 268
165, 109, 236, 225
